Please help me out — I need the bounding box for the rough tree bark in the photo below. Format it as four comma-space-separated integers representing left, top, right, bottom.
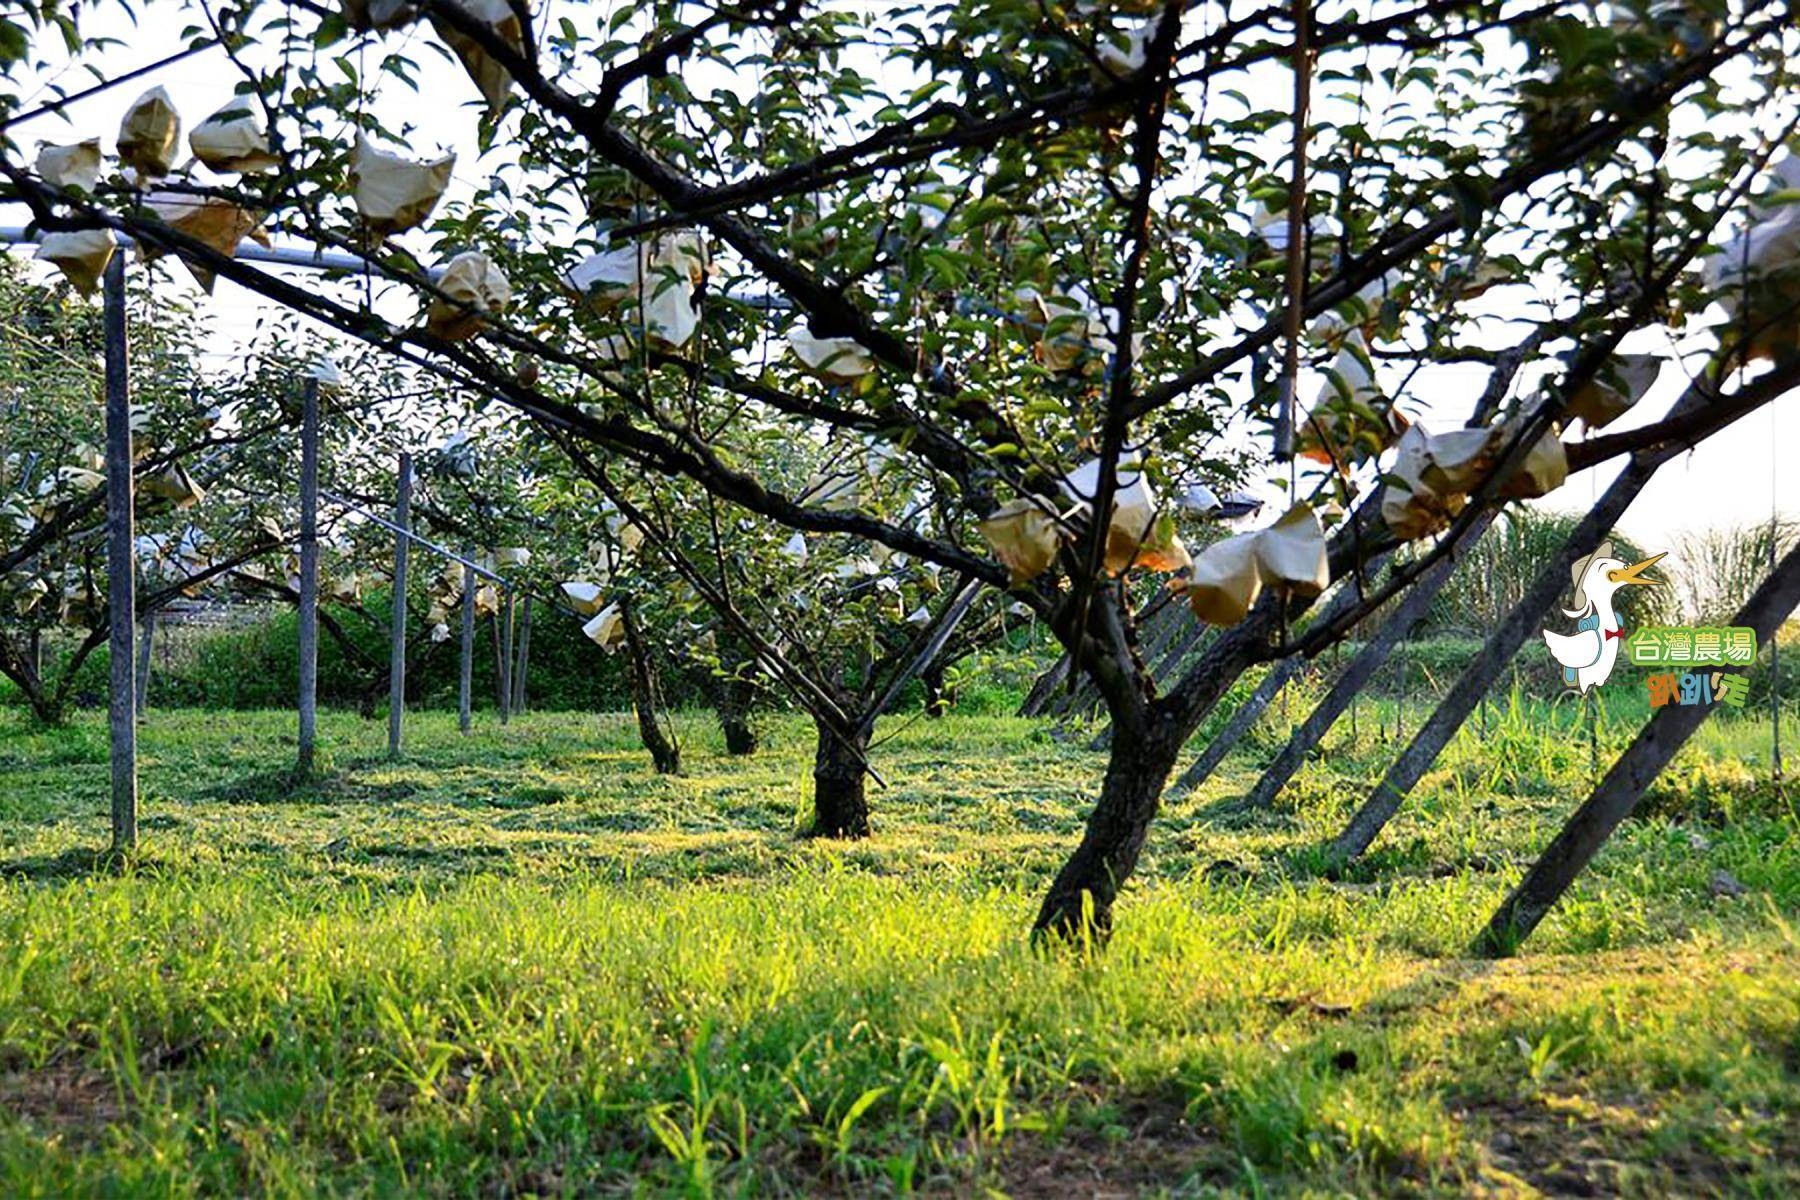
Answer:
1033, 712, 1188, 940
1473, 541, 1800, 955
921, 662, 951, 717
809, 710, 873, 838
706, 632, 759, 755
1033, 587, 1286, 938
619, 599, 680, 775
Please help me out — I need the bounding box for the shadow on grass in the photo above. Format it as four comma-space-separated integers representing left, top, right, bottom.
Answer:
0, 846, 148, 881
206, 768, 417, 806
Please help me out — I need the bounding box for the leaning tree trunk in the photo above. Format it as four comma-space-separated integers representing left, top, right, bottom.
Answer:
1474, 540, 1800, 956
809, 713, 872, 838
620, 600, 680, 775
1034, 580, 1310, 940
1033, 712, 1187, 941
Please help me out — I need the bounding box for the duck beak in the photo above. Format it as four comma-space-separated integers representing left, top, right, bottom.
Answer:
1607, 552, 1665, 587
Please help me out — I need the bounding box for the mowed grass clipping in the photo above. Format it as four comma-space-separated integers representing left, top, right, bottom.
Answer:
1, 703, 1798, 1197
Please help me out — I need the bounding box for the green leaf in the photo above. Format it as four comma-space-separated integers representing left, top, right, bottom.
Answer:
1448, 175, 1489, 236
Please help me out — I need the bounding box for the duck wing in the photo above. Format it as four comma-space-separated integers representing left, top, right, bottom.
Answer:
1542, 625, 1603, 671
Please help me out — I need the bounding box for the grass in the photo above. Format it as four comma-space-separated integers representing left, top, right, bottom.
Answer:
1, 699, 1797, 1197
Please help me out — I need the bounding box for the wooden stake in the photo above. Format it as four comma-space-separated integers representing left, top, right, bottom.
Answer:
1244, 513, 1494, 810
1327, 454, 1659, 866
387, 452, 412, 759
103, 252, 137, 854
498, 588, 514, 725
458, 552, 475, 735
511, 595, 532, 714
135, 609, 156, 720
296, 376, 320, 778
1168, 657, 1303, 799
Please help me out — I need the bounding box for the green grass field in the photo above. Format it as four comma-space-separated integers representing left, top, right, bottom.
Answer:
2, 700, 1797, 1197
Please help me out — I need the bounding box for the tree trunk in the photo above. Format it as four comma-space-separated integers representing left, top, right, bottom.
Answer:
717, 699, 757, 755
1475, 540, 1800, 956
1034, 581, 1303, 940
709, 675, 758, 755
707, 633, 759, 755
620, 600, 680, 775
921, 663, 950, 717
0, 633, 61, 725
1033, 714, 1185, 941
809, 714, 872, 838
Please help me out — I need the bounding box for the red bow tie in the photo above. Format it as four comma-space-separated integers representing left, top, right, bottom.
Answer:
1604, 627, 1623, 641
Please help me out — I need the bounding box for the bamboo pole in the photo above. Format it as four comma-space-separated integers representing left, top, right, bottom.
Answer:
103, 252, 136, 853
386, 452, 412, 759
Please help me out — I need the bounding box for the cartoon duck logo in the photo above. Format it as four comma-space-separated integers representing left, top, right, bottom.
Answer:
1541, 540, 1665, 694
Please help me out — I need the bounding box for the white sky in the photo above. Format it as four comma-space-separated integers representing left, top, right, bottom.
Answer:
3, 1, 1794, 547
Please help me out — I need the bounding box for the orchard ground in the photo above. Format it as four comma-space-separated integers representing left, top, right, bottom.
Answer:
1, 697, 1797, 1198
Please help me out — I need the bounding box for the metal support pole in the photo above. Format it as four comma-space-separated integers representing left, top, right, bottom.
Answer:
103, 252, 136, 854
387, 452, 412, 759
296, 377, 320, 778
458, 552, 475, 735
512, 595, 532, 714
499, 588, 514, 725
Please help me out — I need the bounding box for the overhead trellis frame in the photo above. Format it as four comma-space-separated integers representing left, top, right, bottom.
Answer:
0, 225, 558, 836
